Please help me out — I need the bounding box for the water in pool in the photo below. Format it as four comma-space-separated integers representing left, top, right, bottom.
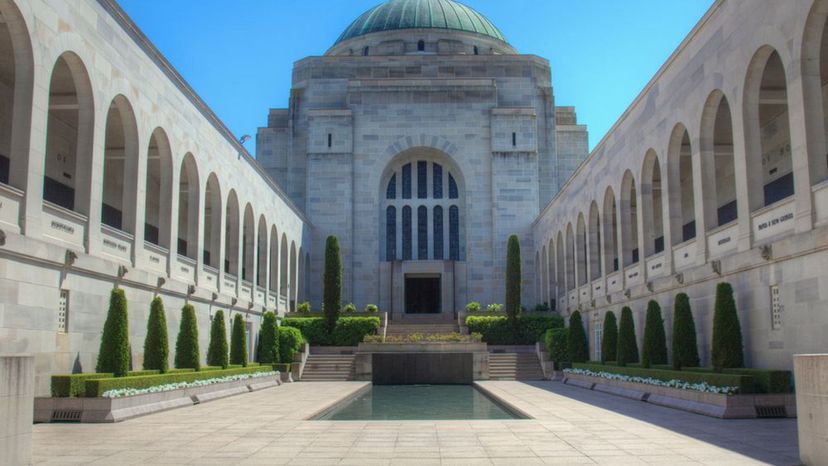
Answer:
316, 385, 520, 420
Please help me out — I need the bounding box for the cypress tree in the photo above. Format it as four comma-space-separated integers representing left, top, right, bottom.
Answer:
230, 313, 248, 367
711, 282, 744, 371
566, 311, 589, 363
206, 310, 228, 368
96, 288, 130, 376
600, 311, 618, 363
671, 293, 700, 370
143, 296, 169, 373
505, 234, 522, 325
641, 300, 668, 368
323, 235, 342, 333
258, 311, 280, 364
174, 304, 200, 370
616, 306, 639, 366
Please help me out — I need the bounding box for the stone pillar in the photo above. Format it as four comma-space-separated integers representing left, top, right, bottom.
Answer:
0, 354, 34, 466
793, 354, 828, 466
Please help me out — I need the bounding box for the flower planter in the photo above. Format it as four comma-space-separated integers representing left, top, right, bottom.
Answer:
563, 372, 796, 419
35, 372, 281, 423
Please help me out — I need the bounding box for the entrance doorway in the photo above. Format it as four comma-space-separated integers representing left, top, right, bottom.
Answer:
404, 275, 441, 314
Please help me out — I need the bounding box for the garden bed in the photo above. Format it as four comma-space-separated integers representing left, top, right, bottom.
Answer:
563, 366, 795, 419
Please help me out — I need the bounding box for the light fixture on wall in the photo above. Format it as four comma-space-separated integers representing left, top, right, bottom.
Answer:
64, 250, 78, 267
711, 260, 722, 276
231, 297, 238, 306
674, 273, 684, 285
760, 245, 773, 261
0, 229, 6, 246
187, 284, 196, 295
117, 265, 128, 278
211, 292, 218, 301
157, 277, 166, 287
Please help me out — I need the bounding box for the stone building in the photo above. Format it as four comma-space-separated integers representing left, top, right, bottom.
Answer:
257, 0, 589, 317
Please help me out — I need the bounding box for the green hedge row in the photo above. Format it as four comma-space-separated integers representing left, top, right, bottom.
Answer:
465, 315, 564, 345
84, 366, 275, 397
571, 363, 755, 394
282, 317, 380, 346
51, 369, 197, 397
683, 367, 792, 393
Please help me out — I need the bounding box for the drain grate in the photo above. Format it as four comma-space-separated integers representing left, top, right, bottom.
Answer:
51, 410, 82, 422
755, 405, 786, 418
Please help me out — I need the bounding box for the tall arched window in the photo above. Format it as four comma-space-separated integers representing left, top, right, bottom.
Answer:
668, 125, 696, 245
417, 40, 425, 52
382, 154, 464, 262
101, 96, 138, 233
145, 128, 173, 248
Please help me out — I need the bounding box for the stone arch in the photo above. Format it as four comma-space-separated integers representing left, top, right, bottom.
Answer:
800, 0, 828, 184
144, 128, 173, 248
279, 233, 289, 296
640, 149, 664, 257
269, 225, 279, 292
576, 213, 587, 286
565, 222, 575, 291
289, 241, 298, 310
588, 201, 602, 281
101, 94, 139, 234
700, 90, 739, 230
602, 187, 619, 273
43, 51, 94, 215
177, 153, 199, 259
667, 124, 696, 245
743, 45, 794, 210
256, 215, 267, 287
547, 237, 555, 304
556, 230, 565, 295
620, 170, 639, 266
242, 203, 255, 282
224, 189, 240, 276
203, 173, 221, 269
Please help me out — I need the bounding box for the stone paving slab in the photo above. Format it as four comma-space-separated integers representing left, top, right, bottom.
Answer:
31, 381, 799, 465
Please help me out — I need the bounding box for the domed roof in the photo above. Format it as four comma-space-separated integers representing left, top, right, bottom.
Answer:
335, 0, 507, 45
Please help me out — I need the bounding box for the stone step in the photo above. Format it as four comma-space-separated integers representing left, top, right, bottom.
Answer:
302, 353, 355, 382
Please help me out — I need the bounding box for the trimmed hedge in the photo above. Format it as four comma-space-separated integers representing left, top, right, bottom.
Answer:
465, 315, 564, 345
230, 313, 248, 367
84, 366, 274, 397
505, 234, 521, 321
600, 311, 618, 364
544, 327, 569, 370
96, 288, 130, 376
50, 369, 196, 397
143, 296, 169, 373
258, 312, 280, 364
672, 293, 699, 370
642, 300, 667, 368
567, 311, 588, 363
273, 363, 291, 374
683, 367, 792, 393
279, 326, 305, 363
617, 306, 639, 366
571, 363, 755, 394
323, 235, 342, 332
175, 304, 200, 370
281, 316, 379, 346
206, 310, 229, 368
712, 282, 744, 371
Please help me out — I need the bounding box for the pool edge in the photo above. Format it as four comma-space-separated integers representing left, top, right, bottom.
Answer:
303, 382, 372, 420
472, 382, 534, 420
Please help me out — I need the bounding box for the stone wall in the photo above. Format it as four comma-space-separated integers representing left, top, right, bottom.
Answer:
0, 355, 33, 466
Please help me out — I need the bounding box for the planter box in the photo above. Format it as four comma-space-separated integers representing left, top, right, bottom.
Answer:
563, 372, 796, 419
35, 373, 280, 423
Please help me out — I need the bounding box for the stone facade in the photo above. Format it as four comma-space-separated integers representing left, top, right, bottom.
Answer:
533, 0, 828, 370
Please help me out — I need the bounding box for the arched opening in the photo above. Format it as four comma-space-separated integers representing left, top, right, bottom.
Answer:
242, 204, 254, 283
701, 92, 738, 229
565, 223, 575, 291
224, 190, 240, 276
547, 238, 555, 304
539, 245, 547, 301
203, 173, 221, 268
177, 154, 199, 259
256, 215, 267, 287
417, 40, 425, 52
0, 1, 34, 190
101, 96, 138, 233
576, 214, 587, 286
744, 48, 794, 209
304, 252, 310, 303
603, 187, 619, 273
556, 231, 565, 294
289, 241, 297, 310
641, 150, 664, 256
43, 53, 94, 213
588, 201, 602, 280
144, 128, 172, 248
279, 234, 289, 297
621, 170, 639, 266
269, 226, 279, 292
667, 125, 696, 244
297, 246, 305, 302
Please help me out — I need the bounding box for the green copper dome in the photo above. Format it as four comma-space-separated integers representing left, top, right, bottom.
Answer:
335, 0, 507, 45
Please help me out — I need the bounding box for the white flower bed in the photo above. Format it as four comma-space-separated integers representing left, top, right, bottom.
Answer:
101, 370, 279, 398
563, 368, 740, 395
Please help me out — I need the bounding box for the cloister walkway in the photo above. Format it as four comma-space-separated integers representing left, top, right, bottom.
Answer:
31, 381, 798, 465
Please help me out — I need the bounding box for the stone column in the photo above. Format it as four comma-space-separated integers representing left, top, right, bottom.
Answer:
793, 354, 828, 465
0, 354, 34, 466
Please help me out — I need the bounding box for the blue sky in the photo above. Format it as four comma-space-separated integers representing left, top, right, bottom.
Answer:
118, 0, 714, 155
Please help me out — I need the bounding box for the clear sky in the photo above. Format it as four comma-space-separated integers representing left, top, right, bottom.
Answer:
118, 0, 714, 155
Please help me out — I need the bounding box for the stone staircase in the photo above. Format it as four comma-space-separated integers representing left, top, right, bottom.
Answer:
300, 353, 355, 381
488, 352, 545, 380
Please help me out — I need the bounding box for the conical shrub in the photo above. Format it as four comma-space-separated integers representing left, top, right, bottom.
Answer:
642, 300, 668, 368
567, 311, 589, 363
711, 282, 744, 371
323, 235, 342, 333
671, 293, 699, 370
600, 311, 618, 363
175, 304, 200, 370
258, 311, 280, 364
96, 288, 130, 376
230, 313, 248, 367
616, 306, 639, 366
143, 296, 169, 373
505, 234, 522, 322
206, 310, 228, 368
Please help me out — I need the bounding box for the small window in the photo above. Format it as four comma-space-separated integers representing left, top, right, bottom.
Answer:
363, 46, 369, 56
327, 133, 332, 148
417, 40, 425, 52
770, 285, 783, 330
58, 289, 69, 333
512, 132, 517, 147
473, 46, 479, 55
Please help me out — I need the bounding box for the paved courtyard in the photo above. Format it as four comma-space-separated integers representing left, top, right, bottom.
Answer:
31, 381, 799, 465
